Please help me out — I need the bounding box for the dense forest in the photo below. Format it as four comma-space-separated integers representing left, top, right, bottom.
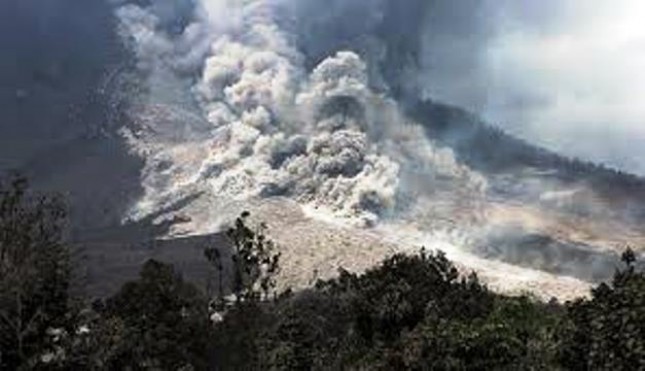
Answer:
1, 177, 645, 370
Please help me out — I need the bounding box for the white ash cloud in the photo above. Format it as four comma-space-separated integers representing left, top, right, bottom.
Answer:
278, 0, 645, 176
114, 0, 485, 228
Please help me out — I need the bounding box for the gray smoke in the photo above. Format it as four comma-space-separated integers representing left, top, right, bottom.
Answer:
110, 0, 644, 292
2, 0, 630, 293
276, 0, 645, 176
419, 0, 645, 176
115, 0, 486, 229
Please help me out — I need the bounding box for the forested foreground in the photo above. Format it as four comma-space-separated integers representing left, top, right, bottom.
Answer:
2, 178, 645, 370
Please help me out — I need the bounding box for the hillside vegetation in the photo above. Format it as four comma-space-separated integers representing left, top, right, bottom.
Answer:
1, 178, 645, 370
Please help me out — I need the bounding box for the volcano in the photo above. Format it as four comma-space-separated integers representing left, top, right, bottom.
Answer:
2, 0, 645, 301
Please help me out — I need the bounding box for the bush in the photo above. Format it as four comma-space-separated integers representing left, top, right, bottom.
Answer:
561, 248, 645, 370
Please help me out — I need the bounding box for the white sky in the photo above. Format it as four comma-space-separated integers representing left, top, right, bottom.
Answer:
429, 0, 645, 174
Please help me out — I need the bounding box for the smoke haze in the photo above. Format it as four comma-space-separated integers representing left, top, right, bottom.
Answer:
266, 0, 645, 175
5, 0, 644, 175
420, 0, 645, 175
115, 0, 486, 228
2, 0, 644, 298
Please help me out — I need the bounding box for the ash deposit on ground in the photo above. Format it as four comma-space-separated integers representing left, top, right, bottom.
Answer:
4, 0, 645, 300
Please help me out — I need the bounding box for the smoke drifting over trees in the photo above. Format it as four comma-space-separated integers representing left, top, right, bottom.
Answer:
3, 0, 645, 341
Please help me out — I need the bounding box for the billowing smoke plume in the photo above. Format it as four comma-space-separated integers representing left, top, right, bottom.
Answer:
115, 0, 486, 229
274, 0, 645, 176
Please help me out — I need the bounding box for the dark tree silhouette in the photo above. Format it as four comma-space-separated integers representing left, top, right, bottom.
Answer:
205, 211, 281, 309
0, 176, 71, 369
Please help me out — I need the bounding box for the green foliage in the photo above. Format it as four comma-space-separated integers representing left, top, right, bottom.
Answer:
561, 248, 645, 370
203, 212, 283, 369
234, 250, 563, 370
44, 260, 212, 370
0, 176, 71, 369
205, 211, 281, 306
93, 259, 211, 370
3, 183, 645, 371
210, 302, 268, 369
315, 250, 494, 344
399, 296, 564, 370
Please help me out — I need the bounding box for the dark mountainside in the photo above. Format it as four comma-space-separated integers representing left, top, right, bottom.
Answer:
284, 0, 645, 285
2, 0, 645, 297
3, 2, 645, 369
0, 0, 144, 234
410, 101, 645, 213
0, 0, 152, 297
288, 0, 645, 224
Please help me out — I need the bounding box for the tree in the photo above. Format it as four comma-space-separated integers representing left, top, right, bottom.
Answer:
215, 249, 567, 370
94, 259, 211, 370
562, 248, 645, 370
204, 212, 282, 369
0, 176, 71, 369
204, 211, 281, 308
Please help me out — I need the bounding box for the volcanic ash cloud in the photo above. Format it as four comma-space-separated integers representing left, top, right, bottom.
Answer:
115, 0, 486, 230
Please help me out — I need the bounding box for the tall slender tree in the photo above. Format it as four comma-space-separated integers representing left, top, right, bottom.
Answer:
0, 176, 71, 369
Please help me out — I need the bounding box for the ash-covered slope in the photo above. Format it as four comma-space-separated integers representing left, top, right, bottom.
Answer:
101, 0, 643, 299
408, 100, 645, 283
3, 0, 645, 299
277, 0, 645, 274
410, 100, 645, 208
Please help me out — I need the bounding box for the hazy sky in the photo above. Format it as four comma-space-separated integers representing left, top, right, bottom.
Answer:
2, 0, 645, 175
281, 0, 645, 174
422, 0, 645, 174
